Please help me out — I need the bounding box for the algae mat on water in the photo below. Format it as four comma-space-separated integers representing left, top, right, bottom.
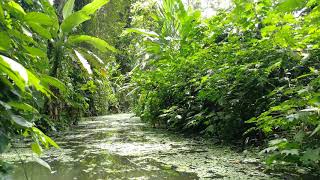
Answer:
1, 114, 278, 180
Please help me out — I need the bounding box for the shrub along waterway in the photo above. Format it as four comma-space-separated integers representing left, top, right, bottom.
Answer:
1, 114, 284, 179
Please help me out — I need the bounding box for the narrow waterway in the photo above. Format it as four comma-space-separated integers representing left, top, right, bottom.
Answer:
2, 114, 276, 180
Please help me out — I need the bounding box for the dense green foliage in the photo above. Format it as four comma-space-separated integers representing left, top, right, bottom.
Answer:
1, 0, 320, 176
127, 0, 320, 172
0, 0, 114, 171
79, 0, 136, 113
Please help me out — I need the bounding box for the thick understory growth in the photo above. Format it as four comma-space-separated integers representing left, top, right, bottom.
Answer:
0, 0, 117, 172
127, 0, 320, 173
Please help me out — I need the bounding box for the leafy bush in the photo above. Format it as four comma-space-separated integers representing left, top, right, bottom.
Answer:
0, 0, 113, 172
127, 0, 320, 172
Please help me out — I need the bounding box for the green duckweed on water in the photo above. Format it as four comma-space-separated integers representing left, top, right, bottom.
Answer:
1, 114, 282, 180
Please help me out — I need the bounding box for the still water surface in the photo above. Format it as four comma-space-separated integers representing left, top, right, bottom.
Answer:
2, 114, 275, 180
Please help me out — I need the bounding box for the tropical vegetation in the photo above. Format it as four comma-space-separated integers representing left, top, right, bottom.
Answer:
0, 0, 319, 176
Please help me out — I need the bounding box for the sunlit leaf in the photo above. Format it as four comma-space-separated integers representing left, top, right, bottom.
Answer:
310, 124, 320, 137
0, 55, 28, 83
27, 22, 52, 39
8, 1, 26, 16
41, 75, 67, 93
80, 0, 110, 15
25, 12, 55, 26
7, 101, 39, 113
44, 135, 59, 149
281, 149, 299, 156
123, 28, 159, 38
62, 0, 75, 19
61, 0, 110, 34
31, 142, 42, 155
11, 115, 33, 128
74, 49, 93, 74
23, 46, 47, 58
277, 0, 306, 12
0, 32, 11, 51
68, 35, 116, 52
0, 3, 4, 21
33, 156, 51, 171
61, 11, 90, 34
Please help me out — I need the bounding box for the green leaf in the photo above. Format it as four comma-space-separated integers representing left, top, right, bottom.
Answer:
11, 115, 33, 128
0, 57, 51, 96
61, 11, 90, 34
27, 71, 52, 97
300, 148, 320, 164
0, 135, 10, 153
0, 55, 28, 86
281, 149, 299, 156
41, 75, 67, 93
33, 157, 51, 171
68, 35, 116, 52
0, 100, 11, 110
310, 124, 320, 137
39, 0, 59, 37
0, 32, 11, 51
309, 95, 320, 106
23, 46, 47, 58
8, 1, 26, 16
31, 142, 42, 155
0, 3, 4, 21
80, 0, 110, 15
123, 28, 160, 38
277, 0, 307, 12
7, 101, 39, 113
73, 49, 93, 74
25, 12, 55, 26
76, 50, 104, 69
63, 0, 75, 19
44, 135, 59, 149
39, 0, 56, 17
61, 0, 110, 34
9, 29, 36, 44
27, 22, 52, 39
269, 138, 287, 146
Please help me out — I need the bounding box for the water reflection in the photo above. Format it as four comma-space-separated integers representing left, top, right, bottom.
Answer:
2, 114, 274, 180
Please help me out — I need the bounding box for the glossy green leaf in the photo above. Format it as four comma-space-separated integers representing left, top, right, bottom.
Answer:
80, 0, 110, 15
31, 142, 42, 155
0, 3, 4, 21
0, 100, 11, 110
39, 0, 59, 36
0, 32, 11, 51
44, 135, 59, 149
124, 28, 159, 38
73, 49, 93, 74
27, 22, 52, 39
27, 71, 51, 97
277, 0, 306, 12
23, 46, 47, 58
7, 101, 39, 113
11, 115, 33, 128
25, 12, 55, 26
63, 0, 75, 19
0, 55, 28, 84
68, 35, 116, 52
41, 75, 67, 93
61, 11, 91, 34
33, 157, 51, 171
8, 1, 26, 16
310, 124, 320, 137
61, 0, 110, 34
